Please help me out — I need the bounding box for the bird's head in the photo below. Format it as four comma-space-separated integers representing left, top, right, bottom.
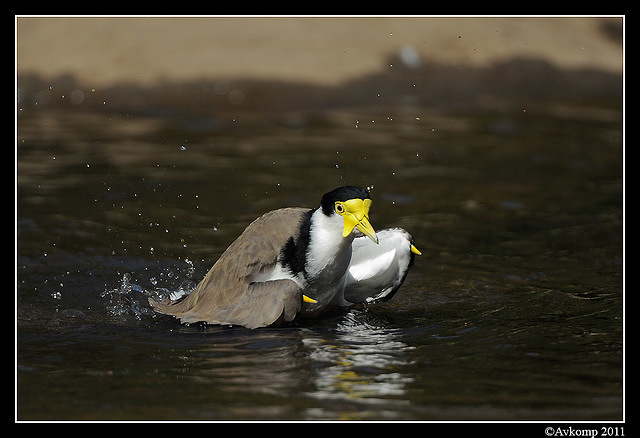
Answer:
320, 186, 378, 244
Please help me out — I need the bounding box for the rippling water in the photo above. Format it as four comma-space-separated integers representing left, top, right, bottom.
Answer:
17, 100, 623, 420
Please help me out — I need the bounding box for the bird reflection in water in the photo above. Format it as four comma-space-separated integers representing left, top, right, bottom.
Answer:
301, 310, 415, 419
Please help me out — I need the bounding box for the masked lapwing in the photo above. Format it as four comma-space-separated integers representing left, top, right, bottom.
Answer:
149, 186, 420, 329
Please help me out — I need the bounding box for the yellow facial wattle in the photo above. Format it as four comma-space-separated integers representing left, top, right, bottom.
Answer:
335, 198, 378, 243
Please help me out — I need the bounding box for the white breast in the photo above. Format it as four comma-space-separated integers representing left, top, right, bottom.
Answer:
299, 209, 356, 314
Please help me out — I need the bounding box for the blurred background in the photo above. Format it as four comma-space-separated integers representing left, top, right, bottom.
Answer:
17, 16, 622, 114
17, 16, 624, 421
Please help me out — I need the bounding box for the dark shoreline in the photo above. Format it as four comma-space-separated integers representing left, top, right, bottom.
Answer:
18, 56, 622, 119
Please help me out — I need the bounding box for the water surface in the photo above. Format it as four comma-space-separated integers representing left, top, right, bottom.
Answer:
17, 99, 623, 420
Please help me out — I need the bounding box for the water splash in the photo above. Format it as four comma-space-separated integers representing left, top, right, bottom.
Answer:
100, 259, 197, 322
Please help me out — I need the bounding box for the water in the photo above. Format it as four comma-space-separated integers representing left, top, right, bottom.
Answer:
17, 96, 623, 420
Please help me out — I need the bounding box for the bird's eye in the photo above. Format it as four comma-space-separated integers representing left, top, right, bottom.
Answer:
335, 202, 345, 214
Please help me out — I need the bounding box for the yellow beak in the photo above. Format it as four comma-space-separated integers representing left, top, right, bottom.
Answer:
340, 198, 378, 244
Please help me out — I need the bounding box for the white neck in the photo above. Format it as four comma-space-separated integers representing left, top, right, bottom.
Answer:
305, 208, 354, 283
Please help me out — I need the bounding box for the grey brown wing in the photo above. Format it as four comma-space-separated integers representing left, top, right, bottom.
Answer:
161, 278, 302, 329
238, 279, 303, 328
149, 208, 310, 328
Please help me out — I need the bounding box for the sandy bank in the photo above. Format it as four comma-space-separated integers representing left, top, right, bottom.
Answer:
17, 16, 623, 88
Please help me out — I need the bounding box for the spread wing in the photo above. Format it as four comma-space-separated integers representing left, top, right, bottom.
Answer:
344, 228, 418, 304
149, 207, 310, 328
